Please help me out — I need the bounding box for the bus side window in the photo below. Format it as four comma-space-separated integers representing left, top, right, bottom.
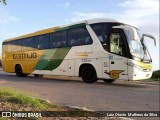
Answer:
35, 34, 49, 49
91, 23, 110, 50
21, 37, 35, 51
85, 36, 92, 45
12, 40, 22, 52
68, 26, 92, 46
50, 30, 67, 48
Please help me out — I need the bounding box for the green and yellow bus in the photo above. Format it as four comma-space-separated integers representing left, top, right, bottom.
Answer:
2, 19, 156, 83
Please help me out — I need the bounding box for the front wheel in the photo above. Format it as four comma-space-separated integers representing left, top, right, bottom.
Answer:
81, 65, 97, 83
103, 79, 115, 83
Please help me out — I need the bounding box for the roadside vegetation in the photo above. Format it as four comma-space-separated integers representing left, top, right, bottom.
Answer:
0, 0, 7, 5
0, 87, 55, 111
0, 87, 97, 118
0, 87, 126, 120
151, 70, 160, 81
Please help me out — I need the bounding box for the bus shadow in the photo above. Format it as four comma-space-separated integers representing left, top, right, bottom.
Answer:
0, 73, 82, 83
97, 81, 148, 88
0, 73, 148, 88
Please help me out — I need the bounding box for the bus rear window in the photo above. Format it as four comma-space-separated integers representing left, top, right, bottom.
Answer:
2, 42, 12, 52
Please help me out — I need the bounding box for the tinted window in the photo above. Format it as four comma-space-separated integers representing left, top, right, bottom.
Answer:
22, 37, 35, 51
91, 24, 108, 43
91, 23, 120, 50
68, 27, 92, 46
110, 32, 126, 56
50, 31, 67, 48
12, 40, 21, 52
35, 34, 49, 49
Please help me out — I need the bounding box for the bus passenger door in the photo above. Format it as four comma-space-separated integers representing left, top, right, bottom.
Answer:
109, 29, 128, 80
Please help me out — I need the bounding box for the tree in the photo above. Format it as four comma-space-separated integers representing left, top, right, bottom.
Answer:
151, 70, 160, 80
0, 0, 7, 5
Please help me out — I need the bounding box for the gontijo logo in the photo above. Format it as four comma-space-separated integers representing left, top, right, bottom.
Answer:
13, 52, 37, 59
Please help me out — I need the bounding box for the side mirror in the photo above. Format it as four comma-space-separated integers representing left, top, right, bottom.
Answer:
142, 34, 156, 46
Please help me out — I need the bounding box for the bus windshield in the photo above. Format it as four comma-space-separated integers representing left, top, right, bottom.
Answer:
125, 26, 151, 62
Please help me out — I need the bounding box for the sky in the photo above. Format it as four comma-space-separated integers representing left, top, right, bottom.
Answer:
0, 0, 159, 70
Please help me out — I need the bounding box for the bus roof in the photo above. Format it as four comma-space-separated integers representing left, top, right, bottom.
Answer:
4, 18, 123, 42
4, 26, 60, 42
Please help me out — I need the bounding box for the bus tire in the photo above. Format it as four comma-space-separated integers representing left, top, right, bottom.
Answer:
81, 65, 97, 83
34, 74, 44, 78
103, 79, 115, 83
15, 65, 26, 77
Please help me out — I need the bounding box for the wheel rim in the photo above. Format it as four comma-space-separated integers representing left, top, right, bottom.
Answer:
84, 69, 93, 80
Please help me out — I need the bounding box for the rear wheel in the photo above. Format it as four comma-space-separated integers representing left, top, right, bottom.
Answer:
34, 74, 44, 78
15, 65, 27, 77
103, 79, 115, 83
81, 65, 97, 83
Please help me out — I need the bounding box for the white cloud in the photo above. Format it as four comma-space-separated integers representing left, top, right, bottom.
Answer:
67, 0, 159, 70
69, 0, 159, 25
0, 13, 17, 24
65, 2, 70, 7
0, 8, 17, 24
68, 0, 159, 40
70, 0, 159, 26
57, 2, 70, 8
0, 32, 18, 40
69, 12, 110, 22
118, 0, 158, 11
117, 0, 159, 25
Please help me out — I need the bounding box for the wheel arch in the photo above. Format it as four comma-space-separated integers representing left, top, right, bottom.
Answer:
79, 63, 97, 77
15, 63, 28, 77
15, 64, 23, 72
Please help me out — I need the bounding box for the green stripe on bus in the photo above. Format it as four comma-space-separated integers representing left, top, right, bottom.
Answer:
34, 47, 71, 70
56, 23, 86, 32
34, 49, 56, 70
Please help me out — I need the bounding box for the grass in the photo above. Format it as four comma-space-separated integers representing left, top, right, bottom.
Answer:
0, 87, 98, 117
0, 87, 125, 120
152, 78, 160, 81
0, 87, 87, 112
0, 87, 50, 110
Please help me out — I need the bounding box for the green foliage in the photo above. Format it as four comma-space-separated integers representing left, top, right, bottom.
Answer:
0, 87, 50, 110
0, 0, 7, 5
151, 70, 160, 81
